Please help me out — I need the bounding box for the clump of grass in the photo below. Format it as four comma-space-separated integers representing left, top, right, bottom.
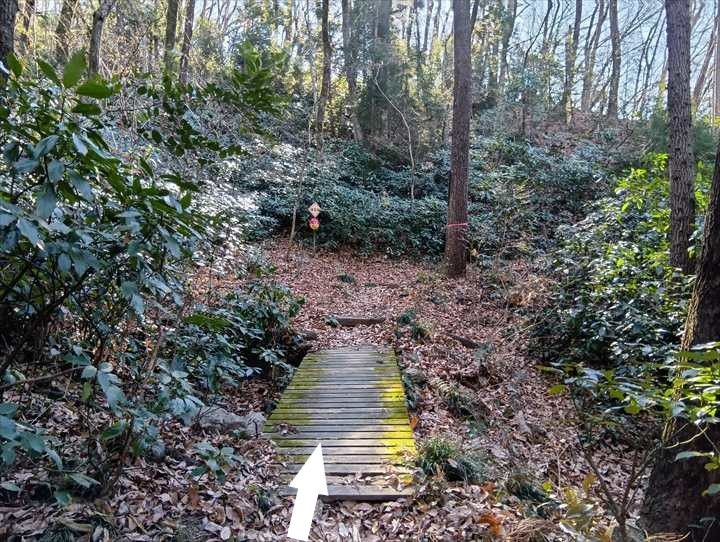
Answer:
431, 378, 487, 426
506, 470, 550, 504
417, 436, 486, 483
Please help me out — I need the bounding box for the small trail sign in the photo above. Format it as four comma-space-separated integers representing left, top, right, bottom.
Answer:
308, 202, 321, 217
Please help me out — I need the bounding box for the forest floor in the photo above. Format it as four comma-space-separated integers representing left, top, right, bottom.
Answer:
4, 240, 639, 541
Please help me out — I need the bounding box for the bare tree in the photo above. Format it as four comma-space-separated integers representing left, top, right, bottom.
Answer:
0, 0, 18, 78
315, 0, 331, 142
581, 0, 606, 113
607, 0, 621, 119
561, 0, 582, 124
446, 0, 471, 278
694, 14, 716, 107
341, 0, 363, 142
164, 0, 180, 72
18, 0, 34, 52
179, 0, 196, 84
715, 0, 720, 118
55, 0, 79, 64
498, 0, 518, 91
88, 0, 117, 75
665, 0, 696, 274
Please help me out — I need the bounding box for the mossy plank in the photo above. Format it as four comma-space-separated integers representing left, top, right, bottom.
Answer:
264, 346, 416, 501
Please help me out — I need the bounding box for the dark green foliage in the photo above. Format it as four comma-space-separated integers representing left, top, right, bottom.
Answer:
165, 280, 304, 395
254, 135, 603, 258
536, 154, 711, 371
0, 51, 297, 503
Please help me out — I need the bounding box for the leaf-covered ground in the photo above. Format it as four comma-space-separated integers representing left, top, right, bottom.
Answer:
3, 240, 640, 541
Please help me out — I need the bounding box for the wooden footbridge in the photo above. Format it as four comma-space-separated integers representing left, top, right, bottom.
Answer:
263, 346, 416, 500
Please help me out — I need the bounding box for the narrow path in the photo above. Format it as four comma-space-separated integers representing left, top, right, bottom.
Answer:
263, 345, 416, 500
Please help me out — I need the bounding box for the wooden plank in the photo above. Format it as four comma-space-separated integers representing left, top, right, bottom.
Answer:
277, 401, 407, 409
265, 346, 415, 501
328, 316, 386, 327
285, 381, 404, 391
276, 446, 411, 455
283, 463, 411, 475
271, 407, 408, 415
273, 439, 415, 447
264, 431, 412, 443
279, 485, 414, 501
265, 417, 407, 428
266, 424, 410, 432
283, 391, 405, 403
279, 454, 399, 464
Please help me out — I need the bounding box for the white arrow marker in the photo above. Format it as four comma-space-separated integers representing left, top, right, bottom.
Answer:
287, 443, 328, 541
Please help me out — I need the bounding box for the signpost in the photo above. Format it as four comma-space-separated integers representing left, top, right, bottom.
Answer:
308, 203, 320, 253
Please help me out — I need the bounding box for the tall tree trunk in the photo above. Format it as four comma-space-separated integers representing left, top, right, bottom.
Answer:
164, 0, 180, 72
375, 0, 392, 139
88, 0, 116, 75
55, 0, 78, 64
581, 0, 606, 113
446, 0, 471, 278
694, 18, 716, 108
607, 0, 621, 119
0, 0, 17, 78
18, 0, 34, 52
179, 0, 195, 84
315, 0, 331, 142
423, 0, 433, 53
431, 0, 442, 53
715, 0, 720, 119
498, 0, 517, 91
641, 139, 720, 540
341, 0, 362, 142
666, 0, 696, 274
561, 0, 582, 125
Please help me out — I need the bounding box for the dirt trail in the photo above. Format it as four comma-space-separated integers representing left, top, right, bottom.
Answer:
255, 241, 607, 539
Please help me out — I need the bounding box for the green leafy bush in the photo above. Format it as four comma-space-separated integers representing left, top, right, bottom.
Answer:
0, 51, 296, 503
165, 279, 304, 394
535, 154, 711, 371
254, 135, 603, 258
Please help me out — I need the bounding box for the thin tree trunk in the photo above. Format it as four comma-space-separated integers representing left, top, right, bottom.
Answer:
315, 0, 331, 142
18, 0, 34, 52
581, 0, 606, 113
666, 0, 696, 274
423, 0, 433, 53
55, 0, 78, 64
498, 0, 517, 90
0, 0, 18, 77
88, 0, 116, 76
179, 0, 195, 84
607, 0, 621, 119
164, 0, 180, 72
446, 0, 471, 278
375, 0, 392, 139
561, 0, 582, 125
341, 0, 363, 142
694, 19, 716, 108
430, 0, 442, 54
641, 138, 720, 539
715, 0, 720, 118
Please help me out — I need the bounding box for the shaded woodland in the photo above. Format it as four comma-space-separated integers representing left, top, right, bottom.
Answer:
1, 0, 720, 540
